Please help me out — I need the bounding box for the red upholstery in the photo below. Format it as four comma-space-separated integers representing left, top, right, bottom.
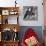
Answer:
21, 28, 41, 46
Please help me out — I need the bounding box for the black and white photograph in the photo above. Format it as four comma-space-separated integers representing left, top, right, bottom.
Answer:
2, 16, 17, 24
23, 6, 38, 20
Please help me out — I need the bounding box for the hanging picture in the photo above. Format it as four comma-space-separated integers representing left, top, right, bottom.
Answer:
2, 16, 18, 24
2, 10, 9, 15
23, 6, 38, 20
2, 16, 8, 24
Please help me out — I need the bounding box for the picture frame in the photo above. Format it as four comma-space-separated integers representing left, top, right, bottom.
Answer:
2, 10, 9, 15
2, 16, 8, 24
23, 6, 38, 20
8, 16, 18, 24
2, 15, 18, 24
1, 28, 18, 41
1, 28, 13, 41
9, 10, 18, 15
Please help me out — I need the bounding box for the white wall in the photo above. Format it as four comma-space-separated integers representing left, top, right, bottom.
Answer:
0, 0, 44, 26
0, 0, 15, 7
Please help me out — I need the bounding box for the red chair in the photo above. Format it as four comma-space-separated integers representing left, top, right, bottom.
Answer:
21, 28, 41, 46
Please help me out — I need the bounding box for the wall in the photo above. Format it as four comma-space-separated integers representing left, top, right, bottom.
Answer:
0, 0, 44, 26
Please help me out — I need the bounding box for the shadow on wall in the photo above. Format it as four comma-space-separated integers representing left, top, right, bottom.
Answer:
18, 26, 43, 44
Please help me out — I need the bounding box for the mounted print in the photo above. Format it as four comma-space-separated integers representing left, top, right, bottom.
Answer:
2, 10, 9, 15
2, 16, 18, 24
23, 6, 38, 20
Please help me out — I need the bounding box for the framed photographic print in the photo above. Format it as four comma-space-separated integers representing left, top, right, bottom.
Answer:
2, 16, 8, 24
9, 10, 18, 15
1, 28, 13, 41
23, 6, 38, 20
2, 10, 9, 15
8, 16, 18, 24
2, 16, 18, 24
